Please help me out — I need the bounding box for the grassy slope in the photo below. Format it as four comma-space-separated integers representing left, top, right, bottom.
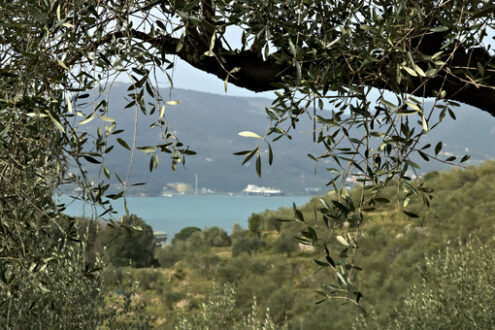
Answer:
107, 161, 495, 329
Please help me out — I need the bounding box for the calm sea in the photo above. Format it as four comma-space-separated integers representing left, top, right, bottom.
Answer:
61, 194, 312, 239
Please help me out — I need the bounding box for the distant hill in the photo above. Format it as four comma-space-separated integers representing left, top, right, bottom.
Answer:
421, 102, 495, 167
77, 84, 326, 195
74, 84, 495, 195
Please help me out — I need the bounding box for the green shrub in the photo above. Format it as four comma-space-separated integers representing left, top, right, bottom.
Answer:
203, 226, 232, 247
264, 217, 282, 232
267, 286, 295, 324
185, 231, 210, 250
172, 227, 202, 244
232, 236, 265, 257
271, 232, 299, 257
100, 215, 156, 268
248, 213, 262, 235
175, 283, 275, 330
133, 269, 161, 291
215, 255, 269, 284
184, 252, 222, 279
357, 240, 495, 330
161, 286, 186, 310
423, 170, 439, 181
155, 241, 187, 268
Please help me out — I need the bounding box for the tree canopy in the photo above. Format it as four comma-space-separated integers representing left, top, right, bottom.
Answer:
100, 214, 156, 268
49, 0, 495, 113
146, 1, 495, 113
1, 0, 494, 326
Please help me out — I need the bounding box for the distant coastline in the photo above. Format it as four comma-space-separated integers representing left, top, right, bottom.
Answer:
59, 194, 312, 238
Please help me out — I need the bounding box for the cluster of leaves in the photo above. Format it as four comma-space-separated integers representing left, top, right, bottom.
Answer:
0, 1, 194, 327
229, 0, 489, 307
0, 1, 104, 327
126, 1, 494, 315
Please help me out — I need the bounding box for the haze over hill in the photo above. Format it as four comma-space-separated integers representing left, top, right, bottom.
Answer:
76, 83, 495, 195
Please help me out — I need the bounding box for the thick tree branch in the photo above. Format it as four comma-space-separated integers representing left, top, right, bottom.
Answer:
410, 46, 495, 115
169, 34, 495, 116
125, 29, 289, 92
68, 27, 495, 116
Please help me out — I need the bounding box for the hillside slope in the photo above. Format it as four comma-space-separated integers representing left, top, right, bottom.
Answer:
75, 85, 495, 195
99, 161, 495, 329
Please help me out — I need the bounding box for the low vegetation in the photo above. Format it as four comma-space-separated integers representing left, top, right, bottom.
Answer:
91, 161, 495, 329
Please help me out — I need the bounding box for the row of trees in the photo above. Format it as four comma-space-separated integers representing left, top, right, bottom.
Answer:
95, 215, 300, 269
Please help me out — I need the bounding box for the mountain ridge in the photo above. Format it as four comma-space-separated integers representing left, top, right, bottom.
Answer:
74, 83, 495, 195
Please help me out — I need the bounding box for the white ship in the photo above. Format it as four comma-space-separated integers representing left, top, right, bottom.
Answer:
242, 184, 284, 197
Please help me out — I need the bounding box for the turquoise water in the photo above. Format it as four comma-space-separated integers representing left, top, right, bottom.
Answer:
61, 194, 312, 238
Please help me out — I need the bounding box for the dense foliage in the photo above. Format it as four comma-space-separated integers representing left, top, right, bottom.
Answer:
0, 1, 103, 327
2, 0, 495, 328
100, 215, 156, 268
171, 227, 202, 244
356, 241, 495, 330
392, 241, 495, 329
